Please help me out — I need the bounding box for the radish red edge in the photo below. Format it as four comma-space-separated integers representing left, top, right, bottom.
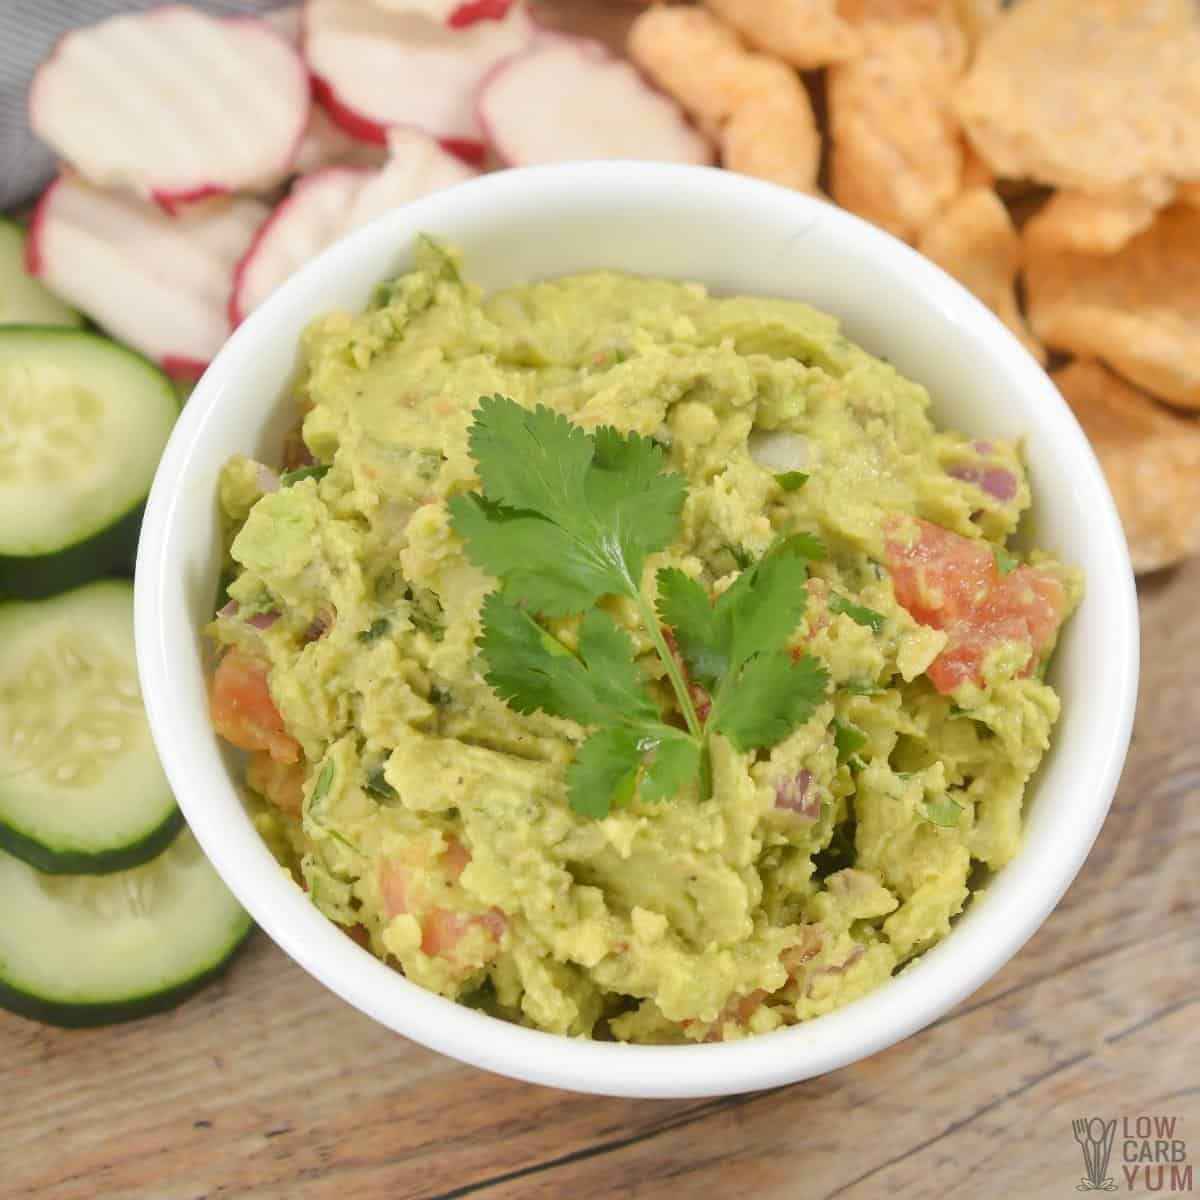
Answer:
161, 355, 209, 381
311, 74, 389, 145
152, 184, 229, 216
440, 137, 488, 166
227, 166, 375, 328
228, 207, 279, 329
448, 0, 514, 29
24, 177, 61, 277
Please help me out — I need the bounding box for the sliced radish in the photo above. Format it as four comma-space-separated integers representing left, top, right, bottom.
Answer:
478, 36, 710, 166
231, 130, 475, 323
367, 0, 515, 27
292, 106, 391, 176
344, 127, 477, 226
304, 0, 535, 153
29, 175, 267, 378
229, 168, 371, 326
29, 6, 310, 206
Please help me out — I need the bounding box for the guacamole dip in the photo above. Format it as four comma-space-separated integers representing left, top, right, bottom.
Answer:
207, 240, 1080, 1042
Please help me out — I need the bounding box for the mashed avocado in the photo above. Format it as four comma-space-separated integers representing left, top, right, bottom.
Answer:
208, 240, 1080, 1043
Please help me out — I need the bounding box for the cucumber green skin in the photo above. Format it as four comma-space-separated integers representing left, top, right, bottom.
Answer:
0, 505, 143, 599
0, 803, 185, 875
0, 919, 255, 1028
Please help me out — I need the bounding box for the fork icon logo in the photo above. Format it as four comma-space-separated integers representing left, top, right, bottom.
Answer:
1074, 1118, 1118, 1191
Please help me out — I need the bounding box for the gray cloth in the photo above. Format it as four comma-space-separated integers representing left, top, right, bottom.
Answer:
0, 1, 283, 210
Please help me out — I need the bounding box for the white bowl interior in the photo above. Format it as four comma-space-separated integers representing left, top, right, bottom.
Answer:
136, 163, 1138, 1098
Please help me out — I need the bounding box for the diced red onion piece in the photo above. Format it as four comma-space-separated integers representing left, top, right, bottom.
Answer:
256, 464, 280, 493
973, 439, 994, 455
247, 610, 280, 630
218, 599, 239, 618
302, 611, 332, 643
774, 769, 818, 820
947, 463, 1017, 502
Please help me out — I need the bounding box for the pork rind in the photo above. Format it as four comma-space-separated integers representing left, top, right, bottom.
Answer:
955, 0, 1200, 199
1052, 360, 1200, 573
828, 1, 967, 241
952, 0, 1002, 47
917, 186, 1044, 363
1023, 185, 1172, 256
1026, 206, 1200, 410
704, 0, 861, 69
628, 6, 819, 192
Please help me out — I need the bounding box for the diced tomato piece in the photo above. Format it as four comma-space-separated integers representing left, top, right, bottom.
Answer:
209, 649, 300, 762
884, 517, 1067, 693
380, 860, 412, 920
442, 836, 471, 881
246, 750, 306, 815
378, 847, 507, 961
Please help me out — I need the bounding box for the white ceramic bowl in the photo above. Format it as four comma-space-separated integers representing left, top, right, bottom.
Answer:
135, 162, 1138, 1099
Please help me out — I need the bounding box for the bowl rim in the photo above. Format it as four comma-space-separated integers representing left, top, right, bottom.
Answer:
135, 161, 1139, 1098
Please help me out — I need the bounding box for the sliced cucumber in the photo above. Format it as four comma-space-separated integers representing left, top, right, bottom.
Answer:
0, 580, 183, 873
0, 830, 252, 1027
0, 218, 82, 328
0, 327, 178, 597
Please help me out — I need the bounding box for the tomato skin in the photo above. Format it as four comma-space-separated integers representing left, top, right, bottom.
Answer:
884, 518, 1067, 693
209, 649, 301, 763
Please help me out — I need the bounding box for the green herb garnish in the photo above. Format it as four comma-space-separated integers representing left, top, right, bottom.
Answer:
311, 760, 334, 805
833, 717, 867, 765
363, 765, 397, 801
923, 795, 962, 827
828, 593, 886, 634
993, 546, 1019, 576
280, 464, 330, 487
775, 471, 809, 491
843, 680, 885, 696
357, 617, 390, 643
450, 395, 830, 818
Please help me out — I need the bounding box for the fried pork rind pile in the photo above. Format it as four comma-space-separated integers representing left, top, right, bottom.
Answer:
627, 0, 1200, 572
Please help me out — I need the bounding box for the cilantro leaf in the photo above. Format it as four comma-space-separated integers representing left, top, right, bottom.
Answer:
478, 594, 657, 728
451, 397, 686, 609
833, 717, 867, 764
566, 727, 643, 818
993, 545, 1019, 576
456, 396, 838, 818
655, 568, 723, 688
716, 537, 813, 677
711, 650, 829, 752
448, 494, 617, 617
467, 396, 594, 523
639, 729, 702, 804
658, 536, 820, 692
775, 471, 809, 491
584, 425, 688, 586
828, 593, 886, 634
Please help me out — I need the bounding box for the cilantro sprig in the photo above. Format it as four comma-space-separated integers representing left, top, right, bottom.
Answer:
450, 395, 830, 817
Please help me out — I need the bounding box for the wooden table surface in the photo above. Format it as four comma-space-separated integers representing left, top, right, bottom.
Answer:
7, 4, 1199, 1197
